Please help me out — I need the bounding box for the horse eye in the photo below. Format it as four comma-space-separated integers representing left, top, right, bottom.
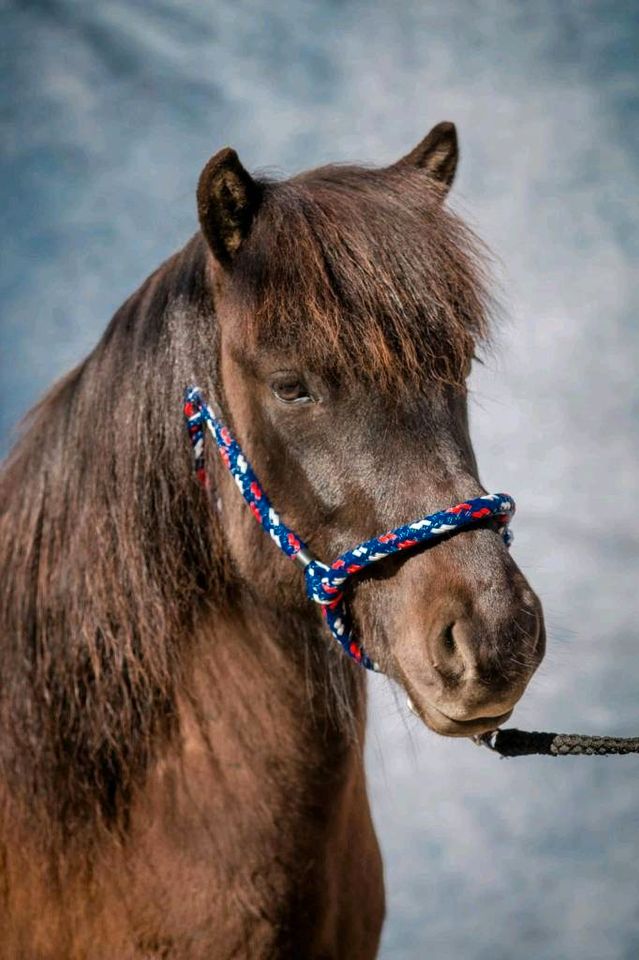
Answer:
270, 377, 313, 405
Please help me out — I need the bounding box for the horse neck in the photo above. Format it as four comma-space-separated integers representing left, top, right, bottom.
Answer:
0, 233, 366, 844
190, 589, 368, 763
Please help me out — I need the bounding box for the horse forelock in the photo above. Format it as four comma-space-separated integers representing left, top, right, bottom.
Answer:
227, 164, 492, 395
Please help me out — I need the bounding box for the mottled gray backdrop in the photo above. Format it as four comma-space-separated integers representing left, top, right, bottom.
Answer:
2, 2, 638, 957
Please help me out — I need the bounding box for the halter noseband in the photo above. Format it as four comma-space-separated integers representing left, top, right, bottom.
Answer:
184, 386, 515, 672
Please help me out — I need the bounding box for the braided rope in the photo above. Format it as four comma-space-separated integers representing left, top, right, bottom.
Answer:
476, 728, 639, 757
184, 386, 514, 672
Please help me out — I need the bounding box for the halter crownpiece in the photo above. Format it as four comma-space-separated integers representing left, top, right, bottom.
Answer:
183, 386, 515, 672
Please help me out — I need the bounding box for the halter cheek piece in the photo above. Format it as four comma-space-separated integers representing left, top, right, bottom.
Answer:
184, 386, 515, 672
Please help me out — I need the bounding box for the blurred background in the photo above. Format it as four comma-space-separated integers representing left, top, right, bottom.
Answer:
2, 2, 638, 957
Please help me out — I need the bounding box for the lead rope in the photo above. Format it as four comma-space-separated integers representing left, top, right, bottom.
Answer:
474, 729, 639, 757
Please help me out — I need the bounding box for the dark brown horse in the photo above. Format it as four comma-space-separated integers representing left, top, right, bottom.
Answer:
0, 122, 545, 959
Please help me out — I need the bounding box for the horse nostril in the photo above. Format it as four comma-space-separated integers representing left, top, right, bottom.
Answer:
442, 623, 456, 653
429, 620, 469, 686
435, 621, 466, 677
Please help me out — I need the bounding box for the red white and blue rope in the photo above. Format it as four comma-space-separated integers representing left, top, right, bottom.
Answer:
184, 386, 515, 672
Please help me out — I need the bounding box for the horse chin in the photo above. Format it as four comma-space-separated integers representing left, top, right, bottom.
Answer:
406, 696, 513, 739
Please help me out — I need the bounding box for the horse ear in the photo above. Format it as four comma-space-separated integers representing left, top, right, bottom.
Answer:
197, 148, 262, 266
392, 122, 458, 196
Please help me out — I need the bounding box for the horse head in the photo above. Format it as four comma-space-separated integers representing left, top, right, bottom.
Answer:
194, 122, 545, 738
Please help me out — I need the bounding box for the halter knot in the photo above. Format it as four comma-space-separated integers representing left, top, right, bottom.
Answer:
304, 560, 341, 606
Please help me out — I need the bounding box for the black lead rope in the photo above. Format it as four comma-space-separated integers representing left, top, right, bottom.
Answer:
474, 728, 639, 757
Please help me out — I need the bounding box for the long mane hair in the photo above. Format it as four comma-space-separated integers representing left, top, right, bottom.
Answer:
0, 162, 490, 840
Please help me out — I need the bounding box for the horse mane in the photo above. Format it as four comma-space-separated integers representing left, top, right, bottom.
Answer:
0, 164, 491, 841
0, 237, 228, 839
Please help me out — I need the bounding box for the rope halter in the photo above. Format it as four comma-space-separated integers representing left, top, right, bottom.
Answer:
184, 386, 515, 672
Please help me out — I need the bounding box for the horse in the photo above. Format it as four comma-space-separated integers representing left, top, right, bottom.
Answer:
0, 121, 545, 959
